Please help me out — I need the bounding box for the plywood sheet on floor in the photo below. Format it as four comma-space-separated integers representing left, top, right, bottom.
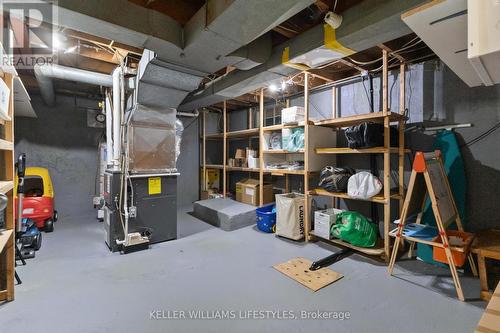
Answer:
273, 257, 343, 291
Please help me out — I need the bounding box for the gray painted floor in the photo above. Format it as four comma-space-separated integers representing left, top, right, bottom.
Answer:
0, 206, 485, 333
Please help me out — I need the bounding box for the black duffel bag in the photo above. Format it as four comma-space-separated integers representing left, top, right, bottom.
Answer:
318, 166, 356, 193
344, 122, 399, 148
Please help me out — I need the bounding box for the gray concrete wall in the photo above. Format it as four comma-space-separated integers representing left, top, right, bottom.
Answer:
15, 94, 200, 220
15, 95, 103, 218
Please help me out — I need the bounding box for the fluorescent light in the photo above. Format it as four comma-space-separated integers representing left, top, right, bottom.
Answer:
269, 84, 279, 92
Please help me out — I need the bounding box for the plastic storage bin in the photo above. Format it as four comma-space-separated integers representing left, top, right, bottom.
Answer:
432, 230, 474, 267
256, 204, 276, 233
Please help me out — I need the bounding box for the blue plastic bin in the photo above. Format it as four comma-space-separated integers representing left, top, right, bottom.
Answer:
256, 204, 276, 233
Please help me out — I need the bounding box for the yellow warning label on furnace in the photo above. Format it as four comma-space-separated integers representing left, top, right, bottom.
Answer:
148, 177, 162, 195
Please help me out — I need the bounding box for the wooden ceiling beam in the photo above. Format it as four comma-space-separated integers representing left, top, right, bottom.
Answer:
378, 43, 406, 62
272, 25, 299, 39
337, 58, 366, 73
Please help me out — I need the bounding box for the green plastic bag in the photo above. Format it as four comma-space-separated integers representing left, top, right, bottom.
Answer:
330, 211, 378, 248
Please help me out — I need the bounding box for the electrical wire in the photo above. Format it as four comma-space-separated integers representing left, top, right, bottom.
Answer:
348, 37, 422, 67
183, 115, 199, 130
361, 76, 374, 113
461, 121, 500, 147
406, 66, 413, 123
348, 57, 383, 66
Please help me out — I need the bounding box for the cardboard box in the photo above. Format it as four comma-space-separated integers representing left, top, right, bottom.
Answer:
201, 188, 216, 200
202, 169, 220, 190
235, 148, 246, 159
235, 179, 273, 206
314, 208, 344, 239
234, 158, 247, 167
201, 188, 223, 200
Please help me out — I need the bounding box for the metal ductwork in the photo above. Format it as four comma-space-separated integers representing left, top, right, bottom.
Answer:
179, 0, 429, 111
136, 50, 206, 109
228, 34, 273, 70
34, 64, 113, 106
43, 0, 314, 74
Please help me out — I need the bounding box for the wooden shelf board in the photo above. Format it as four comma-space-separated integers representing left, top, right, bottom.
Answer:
310, 188, 401, 203
0, 181, 14, 194
0, 139, 13, 151
263, 169, 306, 175
314, 112, 406, 128
310, 231, 386, 256
204, 133, 223, 140
262, 149, 304, 154
388, 227, 468, 253
204, 164, 224, 169
0, 229, 13, 253
315, 147, 410, 154
262, 121, 310, 132
226, 128, 259, 138
226, 166, 262, 172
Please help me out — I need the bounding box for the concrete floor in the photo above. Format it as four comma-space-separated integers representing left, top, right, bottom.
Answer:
0, 206, 486, 333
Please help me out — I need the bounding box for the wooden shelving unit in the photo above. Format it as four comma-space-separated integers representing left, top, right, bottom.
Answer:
200, 100, 261, 197
308, 50, 407, 260
199, 49, 409, 262
0, 68, 16, 303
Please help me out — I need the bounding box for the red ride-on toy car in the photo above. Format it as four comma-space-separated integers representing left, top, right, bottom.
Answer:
15, 167, 58, 232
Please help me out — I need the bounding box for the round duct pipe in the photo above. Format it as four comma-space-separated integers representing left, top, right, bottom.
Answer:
34, 64, 114, 106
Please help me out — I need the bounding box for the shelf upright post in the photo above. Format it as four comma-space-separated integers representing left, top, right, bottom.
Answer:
285, 98, 290, 193
304, 72, 310, 241
259, 89, 265, 206
223, 101, 227, 198
382, 49, 391, 259
0, 72, 15, 301
399, 63, 406, 214
202, 111, 207, 192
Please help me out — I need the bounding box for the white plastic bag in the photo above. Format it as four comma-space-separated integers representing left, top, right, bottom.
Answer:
347, 172, 383, 199
275, 193, 305, 240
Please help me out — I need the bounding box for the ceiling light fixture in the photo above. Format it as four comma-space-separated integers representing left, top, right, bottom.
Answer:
269, 84, 279, 92
64, 45, 78, 54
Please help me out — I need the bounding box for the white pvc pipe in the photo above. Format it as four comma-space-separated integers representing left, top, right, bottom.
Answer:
112, 67, 122, 167
105, 94, 113, 166
177, 109, 200, 118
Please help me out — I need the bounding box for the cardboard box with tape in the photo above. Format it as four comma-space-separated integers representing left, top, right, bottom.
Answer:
235, 179, 273, 206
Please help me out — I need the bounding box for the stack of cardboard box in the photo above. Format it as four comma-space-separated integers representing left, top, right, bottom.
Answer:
235, 179, 274, 206
228, 148, 258, 168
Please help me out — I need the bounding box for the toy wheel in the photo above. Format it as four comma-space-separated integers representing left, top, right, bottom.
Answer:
53, 210, 58, 222
45, 219, 54, 232
33, 233, 42, 251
